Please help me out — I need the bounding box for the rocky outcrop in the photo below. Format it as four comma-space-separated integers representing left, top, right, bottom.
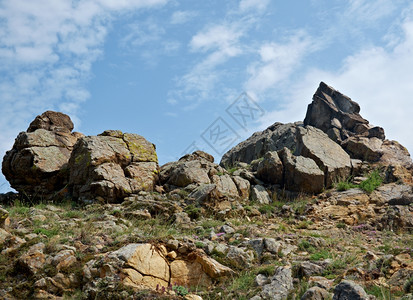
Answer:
304, 82, 413, 181
68, 130, 158, 203
161, 151, 251, 209
2, 111, 83, 199
220, 122, 300, 167
220, 122, 351, 193
309, 183, 413, 231
221, 82, 412, 193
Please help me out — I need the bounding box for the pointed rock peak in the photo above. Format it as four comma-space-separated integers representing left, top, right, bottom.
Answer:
304, 82, 385, 143
315, 82, 361, 114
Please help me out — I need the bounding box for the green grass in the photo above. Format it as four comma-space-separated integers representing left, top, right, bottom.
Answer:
359, 170, 383, 193
7, 200, 30, 216
334, 170, 383, 193
298, 240, 316, 253
309, 249, 330, 261
185, 204, 201, 220
228, 271, 257, 294
258, 204, 277, 216
63, 210, 84, 219
336, 180, 358, 191
227, 167, 238, 175
34, 227, 59, 238
296, 220, 313, 229
365, 284, 404, 299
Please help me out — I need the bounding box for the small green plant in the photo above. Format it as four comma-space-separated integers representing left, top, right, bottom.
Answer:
298, 240, 316, 253
110, 209, 122, 217
185, 205, 201, 220
227, 167, 238, 175
175, 189, 189, 199
359, 170, 383, 193
404, 275, 413, 293
258, 204, 276, 216
296, 220, 313, 229
172, 285, 189, 297
228, 271, 256, 293
201, 219, 223, 229
365, 284, 398, 299
195, 241, 205, 249
256, 265, 276, 277
336, 222, 347, 229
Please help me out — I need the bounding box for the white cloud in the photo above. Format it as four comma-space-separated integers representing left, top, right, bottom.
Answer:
170, 10, 197, 24
245, 31, 315, 95
239, 0, 270, 12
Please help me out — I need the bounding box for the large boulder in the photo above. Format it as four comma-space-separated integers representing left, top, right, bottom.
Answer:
280, 148, 324, 194
260, 266, 294, 300
160, 151, 218, 187
256, 151, 283, 184
296, 126, 351, 186
68, 130, 158, 202
2, 111, 83, 199
342, 137, 383, 162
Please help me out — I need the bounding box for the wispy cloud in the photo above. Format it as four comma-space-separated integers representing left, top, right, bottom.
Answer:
120, 21, 165, 48
170, 22, 246, 104
245, 31, 316, 96
345, 0, 397, 24
239, 0, 270, 12
170, 10, 198, 24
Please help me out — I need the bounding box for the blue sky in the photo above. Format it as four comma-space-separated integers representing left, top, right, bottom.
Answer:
1, 0, 413, 192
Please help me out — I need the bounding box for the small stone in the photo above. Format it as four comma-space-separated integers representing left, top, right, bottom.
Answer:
219, 225, 235, 234
251, 185, 271, 204
0, 207, 10, 229
167, 239, 179, 250
333, 280, 369, 300
167, 251, 177, 259
185, 295, 203, 300
309, 276, 334, 290
214, 244, 228, 256
32, 214, 47, 222
264, 238, 282, 254
301, 286, 330, 300
255, 274, 269, 286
